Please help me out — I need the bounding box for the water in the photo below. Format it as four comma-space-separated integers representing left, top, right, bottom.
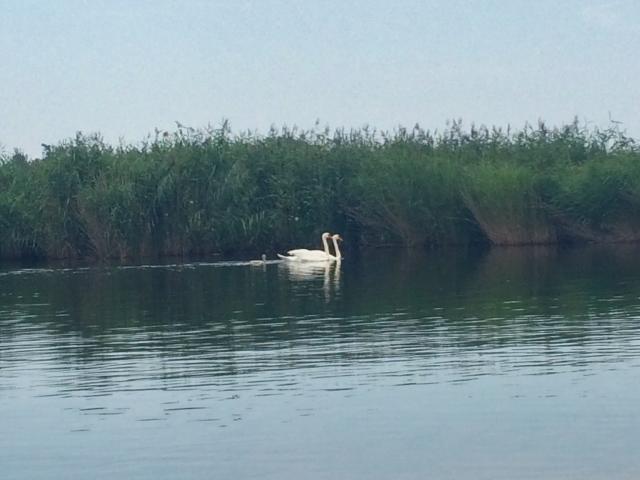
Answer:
2, 246, 640, 479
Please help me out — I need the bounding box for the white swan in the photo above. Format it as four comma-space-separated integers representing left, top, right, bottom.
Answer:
278, 232, 336, 262
249, 254, 267, 266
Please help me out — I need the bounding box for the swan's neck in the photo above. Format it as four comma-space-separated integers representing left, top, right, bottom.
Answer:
332, 237, 342, 260
322, 234, 330, 255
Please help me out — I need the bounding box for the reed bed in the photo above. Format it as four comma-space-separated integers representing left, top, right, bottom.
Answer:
1, 121, 638, 259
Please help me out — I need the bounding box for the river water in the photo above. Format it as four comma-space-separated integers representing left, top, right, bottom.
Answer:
1, 246, 640, 479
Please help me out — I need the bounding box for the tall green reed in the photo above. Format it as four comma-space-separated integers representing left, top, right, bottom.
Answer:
1, 121, 638, 260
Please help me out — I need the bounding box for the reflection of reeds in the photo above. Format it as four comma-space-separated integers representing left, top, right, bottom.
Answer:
1, 121, 639, 259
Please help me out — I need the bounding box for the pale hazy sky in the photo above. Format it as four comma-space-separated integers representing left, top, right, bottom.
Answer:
1, 0, 639, 157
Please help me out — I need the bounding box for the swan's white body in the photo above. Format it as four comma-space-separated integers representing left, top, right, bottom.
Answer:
278, 232, 339, 262
249, 254, 267, 266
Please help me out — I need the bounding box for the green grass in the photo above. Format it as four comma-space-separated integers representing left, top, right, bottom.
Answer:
1, 120, 639, 259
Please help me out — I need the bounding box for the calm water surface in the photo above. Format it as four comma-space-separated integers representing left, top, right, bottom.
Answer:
2, 246, 640, 479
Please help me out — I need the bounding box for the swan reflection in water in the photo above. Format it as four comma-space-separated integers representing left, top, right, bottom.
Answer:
279, 259, 342, 302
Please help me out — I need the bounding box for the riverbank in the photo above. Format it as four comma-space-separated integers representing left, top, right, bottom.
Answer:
1, 120, 639, 260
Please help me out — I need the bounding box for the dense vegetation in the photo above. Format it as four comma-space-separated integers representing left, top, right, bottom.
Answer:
1, 120, 639, 260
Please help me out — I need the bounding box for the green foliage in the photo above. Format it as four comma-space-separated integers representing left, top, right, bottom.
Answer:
548, 151, 640, 241
346, 140, 472, 245
462, 162, 555, 245
0, 121, 639, 259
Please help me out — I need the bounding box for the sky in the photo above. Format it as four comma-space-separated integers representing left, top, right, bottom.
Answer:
1, 0, 639, 158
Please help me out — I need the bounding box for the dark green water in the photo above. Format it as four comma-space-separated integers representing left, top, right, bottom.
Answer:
2, 246, 640, 479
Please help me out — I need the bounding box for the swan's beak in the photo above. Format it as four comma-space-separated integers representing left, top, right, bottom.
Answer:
335, 235, 343, 242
